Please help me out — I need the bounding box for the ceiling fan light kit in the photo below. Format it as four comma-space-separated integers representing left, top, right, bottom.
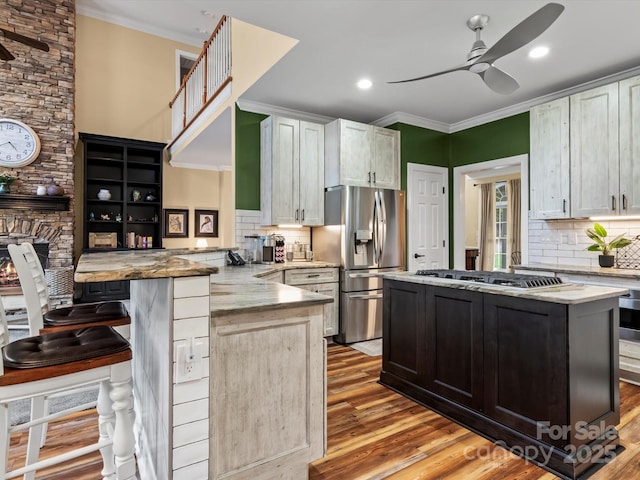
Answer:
389, 3, 564, 94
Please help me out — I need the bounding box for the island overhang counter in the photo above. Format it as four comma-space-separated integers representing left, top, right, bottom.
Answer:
378, 271, 627, 480
75, 249, 332, 480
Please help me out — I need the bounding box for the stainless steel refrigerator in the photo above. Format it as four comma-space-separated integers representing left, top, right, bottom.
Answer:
312, 186, 406, 343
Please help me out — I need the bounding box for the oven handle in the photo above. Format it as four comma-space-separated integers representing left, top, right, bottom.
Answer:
619, 296, 640, 310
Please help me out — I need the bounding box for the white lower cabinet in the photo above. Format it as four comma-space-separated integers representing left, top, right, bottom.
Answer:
285, 268, 339, 336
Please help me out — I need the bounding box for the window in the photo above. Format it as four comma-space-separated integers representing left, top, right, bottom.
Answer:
494, 181, 507, 269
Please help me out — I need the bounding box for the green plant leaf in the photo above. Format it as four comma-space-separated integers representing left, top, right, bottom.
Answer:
593, 223, 608, 238
609, 234, 633, 249
587, 244, 603, 251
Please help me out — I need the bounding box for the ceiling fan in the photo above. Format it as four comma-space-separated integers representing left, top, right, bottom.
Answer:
389, 3, 565, 95
0, 27, 49, 61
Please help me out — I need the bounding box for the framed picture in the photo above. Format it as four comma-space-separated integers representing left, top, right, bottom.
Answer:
195, 209, 218, 237
163, 209, 188, 238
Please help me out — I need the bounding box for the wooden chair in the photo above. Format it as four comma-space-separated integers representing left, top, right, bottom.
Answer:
7, 243, 130, 337
0, 296, 135, 480
8, 242, 132, 479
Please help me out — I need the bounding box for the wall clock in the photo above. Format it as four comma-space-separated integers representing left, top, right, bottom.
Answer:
0, 118, 41, 167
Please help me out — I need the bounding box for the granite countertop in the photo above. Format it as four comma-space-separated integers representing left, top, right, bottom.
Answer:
514, 263, 640, 280
75, 249, 337, 316
206, 262, 338, 316
380, 271, 627, 305
75, 249, 219, 282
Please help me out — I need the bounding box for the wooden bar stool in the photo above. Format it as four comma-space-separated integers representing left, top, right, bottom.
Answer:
8, 242, 133, 479
7, 243, 130, 337
0, 297, 135, 479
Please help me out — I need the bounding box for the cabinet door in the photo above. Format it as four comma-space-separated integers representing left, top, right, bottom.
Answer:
338, 119, 372, 187
570, 84, 619, 217
267, 117, 300, 224
425, 286, 483, 411
382, 280, 427, 385
372, 127, 400, 190
294, 281, 339, 337
529, 98, 570, 219
298, 121, 325, 225
619, 75, 640, 214
483, 294, 567, 439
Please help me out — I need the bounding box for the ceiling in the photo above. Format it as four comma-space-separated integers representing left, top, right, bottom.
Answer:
76, 0, 640, 131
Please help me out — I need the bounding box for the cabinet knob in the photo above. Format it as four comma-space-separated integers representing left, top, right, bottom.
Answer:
295, 209, 299, 221
301, 209, 305, 221
612, 195, 616, 211
563, 199, 566, 213
368, 171, 371, 184
373, 172, 376, 184
414, 253, 425, 259
623, 194, 627, 210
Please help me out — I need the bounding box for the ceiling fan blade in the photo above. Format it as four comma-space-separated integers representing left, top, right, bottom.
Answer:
479, 65, 519, 95
0, 42, 15, 61
0, 27, 49, 52
477, 3, 564, 65
388, 61, 473, 84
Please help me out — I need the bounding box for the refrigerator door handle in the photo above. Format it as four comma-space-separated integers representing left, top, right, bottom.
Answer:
372, 190, 379, 265
374, 191, 384, 264
379, 192, 387, 260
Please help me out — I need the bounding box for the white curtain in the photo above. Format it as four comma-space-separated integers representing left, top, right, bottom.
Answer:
507, 179, 521, 265
478, 183, 495, 271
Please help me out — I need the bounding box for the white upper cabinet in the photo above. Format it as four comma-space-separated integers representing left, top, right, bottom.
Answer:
619, 75, 640, 214
372, 126, 400, 189
260, 116, 324, 226
325, 119, 400, 190
529, 97, 570, 219
570, 83, 619, 217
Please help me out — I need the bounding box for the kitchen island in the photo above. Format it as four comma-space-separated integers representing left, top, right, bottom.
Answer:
75, 248, 333, 480
378, 271, 627, 480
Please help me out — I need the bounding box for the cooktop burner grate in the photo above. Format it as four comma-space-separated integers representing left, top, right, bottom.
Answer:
414, 269, 563, 289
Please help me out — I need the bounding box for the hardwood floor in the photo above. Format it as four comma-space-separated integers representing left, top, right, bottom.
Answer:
8, 344, 640, 479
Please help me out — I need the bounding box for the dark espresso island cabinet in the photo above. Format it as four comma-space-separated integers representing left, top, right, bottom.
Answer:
380, 276, 626, 480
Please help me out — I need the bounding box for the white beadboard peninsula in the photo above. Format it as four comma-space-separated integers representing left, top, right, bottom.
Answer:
75, 248, 332, 480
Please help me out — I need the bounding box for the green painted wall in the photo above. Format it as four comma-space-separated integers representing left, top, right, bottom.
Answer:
234, 108, 530, 264
235, 106, 267, 210
386, 122, 449, 191
450, 112, 530, 166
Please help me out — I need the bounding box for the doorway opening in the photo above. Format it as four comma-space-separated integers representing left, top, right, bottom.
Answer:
452, 154, 528, 270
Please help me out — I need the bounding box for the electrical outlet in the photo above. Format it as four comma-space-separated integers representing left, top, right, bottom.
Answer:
175, 339, 204, 383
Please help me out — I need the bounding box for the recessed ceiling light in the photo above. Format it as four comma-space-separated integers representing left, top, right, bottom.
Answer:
357, 78, 372, 90
529, 46, 549, 59
201, 11, 216, 18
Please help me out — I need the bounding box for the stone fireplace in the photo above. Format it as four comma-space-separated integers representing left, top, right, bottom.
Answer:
0, 0, 76, 307
0, 243, 49, 293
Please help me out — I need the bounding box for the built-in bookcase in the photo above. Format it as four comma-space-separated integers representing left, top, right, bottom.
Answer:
79, 133, 164, 301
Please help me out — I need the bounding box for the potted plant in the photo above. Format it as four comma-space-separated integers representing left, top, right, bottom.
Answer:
0, 173, 16, 194
585, 222, 632, 267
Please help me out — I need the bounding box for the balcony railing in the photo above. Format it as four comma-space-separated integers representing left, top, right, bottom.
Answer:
169, 15, 232, 143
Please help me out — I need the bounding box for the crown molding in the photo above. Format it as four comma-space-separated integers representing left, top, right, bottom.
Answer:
371, 112, 450, 133
76, 5, 204, 47
450, 65, 640, 133
241, 67, 640, 134
235, 99, 335, 124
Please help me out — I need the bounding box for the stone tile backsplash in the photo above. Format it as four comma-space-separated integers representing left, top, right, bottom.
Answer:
528, 218, 640, 268
235, 210, 311, 258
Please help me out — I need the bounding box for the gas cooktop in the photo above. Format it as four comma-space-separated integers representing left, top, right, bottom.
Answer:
414, 269, 563, 289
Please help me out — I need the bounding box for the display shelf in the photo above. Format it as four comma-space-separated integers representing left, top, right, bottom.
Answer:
80, 132, 165, 302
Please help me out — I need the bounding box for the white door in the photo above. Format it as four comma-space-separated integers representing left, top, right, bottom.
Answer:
407, 163, 448, 272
